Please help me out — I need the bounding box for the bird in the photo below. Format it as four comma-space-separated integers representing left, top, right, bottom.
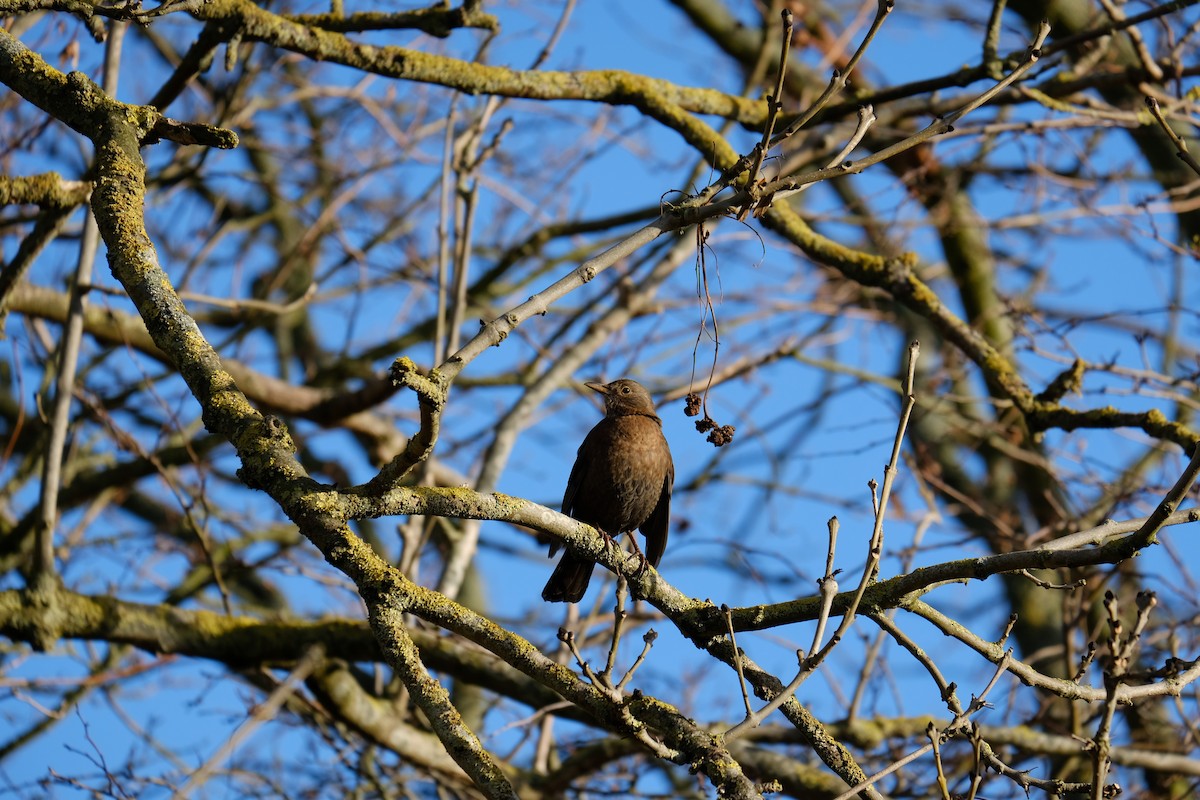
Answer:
542, 378, 674, 603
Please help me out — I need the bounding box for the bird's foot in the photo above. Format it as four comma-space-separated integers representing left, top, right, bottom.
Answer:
624, 534, 649, 577
599, 530, 619, 552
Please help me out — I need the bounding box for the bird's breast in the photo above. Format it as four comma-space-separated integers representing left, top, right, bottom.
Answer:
571, 415, 672, 534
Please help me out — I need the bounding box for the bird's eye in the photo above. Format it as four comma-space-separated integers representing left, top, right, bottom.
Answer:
621, 386, 630, 393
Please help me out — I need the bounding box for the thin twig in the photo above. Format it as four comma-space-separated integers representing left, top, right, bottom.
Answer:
773, 0, 894, 144
981, 0, 1008, 71
743, 8, 794, 194
724, 342, 920, 740
173, 645, 325, 798
830, 652, 1012, 800
615, 629, 657, 692
756, 104, 875, 210
808, 518, 841, 656
724, 604, 753, 717
1097, 0, 1163, 81
761, 21, 1052, 204
929, 722, 951, 800
601, 577, 629, 686
693, 0, 893, 207
33, 19, 127, 585
1145, 96, 1200, 179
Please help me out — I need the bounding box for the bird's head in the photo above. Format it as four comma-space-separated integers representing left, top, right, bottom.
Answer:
585, 378, 658, 417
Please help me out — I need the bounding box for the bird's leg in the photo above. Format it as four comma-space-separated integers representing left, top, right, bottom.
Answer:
623, 533, 649, 576
597, 527, 620, 553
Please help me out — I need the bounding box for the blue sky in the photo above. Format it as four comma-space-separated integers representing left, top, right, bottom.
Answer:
4, 1, 1200, 797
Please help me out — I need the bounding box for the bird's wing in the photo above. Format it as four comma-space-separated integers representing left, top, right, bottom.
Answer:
640, 463, 673, 568
548, 439, 590, 558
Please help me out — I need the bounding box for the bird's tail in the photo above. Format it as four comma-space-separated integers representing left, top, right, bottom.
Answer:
541, 551, 594, 603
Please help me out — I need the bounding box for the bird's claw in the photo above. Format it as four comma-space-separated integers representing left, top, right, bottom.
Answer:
623, 534, 649, 576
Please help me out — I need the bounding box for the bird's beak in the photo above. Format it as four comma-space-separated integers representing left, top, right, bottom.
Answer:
584, 381, 608, 395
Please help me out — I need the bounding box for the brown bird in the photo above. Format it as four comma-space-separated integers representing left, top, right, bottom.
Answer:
542, 379, 675, 603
